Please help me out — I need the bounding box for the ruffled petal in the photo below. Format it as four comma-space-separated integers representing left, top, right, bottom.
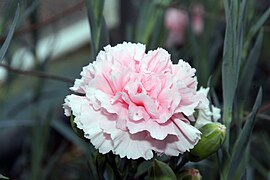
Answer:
141, 48, 172, 73
111, 130, 153, 160
63, 94, 88, 117
90, 132, 113, 154
126, 119, 178, 140
79, 104, 114, 153
152, 118, 201, 156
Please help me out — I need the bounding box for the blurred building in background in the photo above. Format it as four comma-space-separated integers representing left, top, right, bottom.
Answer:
0, 0, 119, 81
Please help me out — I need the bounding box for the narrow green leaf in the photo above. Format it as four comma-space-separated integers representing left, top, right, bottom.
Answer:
135, 1, 171, 44
99, 16, 109, 50
233, 143, 250, 179
250, 7, 270, 37
30, 111, 53, 180
226, 88, 262, 179
21, 0, 40, 23
85, 0, 109, 59
238, 30, 263, 103
222, 0, 237, 128
0, 4, 20, 62
135, 1, 152, 43
222, 0, 247, 128
148, 11, 167, 49
243, 7, 269, 61
147, 159, 177, 180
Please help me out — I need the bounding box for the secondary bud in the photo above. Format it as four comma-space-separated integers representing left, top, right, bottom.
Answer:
189, 122, 226, 161
178, 168, 202, 180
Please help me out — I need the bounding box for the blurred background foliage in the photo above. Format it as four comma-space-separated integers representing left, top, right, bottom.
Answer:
0, 0, 269, 179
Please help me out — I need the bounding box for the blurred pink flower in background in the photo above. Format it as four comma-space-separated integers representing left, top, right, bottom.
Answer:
191, 4, 204, 35
165, 8, 189, 46
63, 42, 209, 160
165, 5, 204, 47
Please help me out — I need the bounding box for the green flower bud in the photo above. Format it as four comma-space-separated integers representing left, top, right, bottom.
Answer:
189, 122, 226, 161
177, 168, 202, 180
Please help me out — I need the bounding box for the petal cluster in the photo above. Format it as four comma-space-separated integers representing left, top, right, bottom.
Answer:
194, 87, 221, 129
64, 42, 209, 160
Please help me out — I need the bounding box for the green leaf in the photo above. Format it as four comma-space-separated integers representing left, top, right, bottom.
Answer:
221, 3, 265, 178
238, 30, 263, 103
30, 110, 53, 180
0, 4, 20, 63
147, 159, 177, 180
226, 88, 262, 179
135, 1, 171, 45
222, 0, 238, 128
250, 7, 270, 37
242, 7, 269, 62
222, 0, 247, 130
148, 11, 167, 49
85, 0, 109, 59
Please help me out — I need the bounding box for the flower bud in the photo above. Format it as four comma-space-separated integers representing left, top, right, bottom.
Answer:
147, 159, 177, 180
189, 122, 226, 161
177, 168, 202, 180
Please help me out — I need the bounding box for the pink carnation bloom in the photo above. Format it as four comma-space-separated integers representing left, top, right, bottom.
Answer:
63, 42, 209, 160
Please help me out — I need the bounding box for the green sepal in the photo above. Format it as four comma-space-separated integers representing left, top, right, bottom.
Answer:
146, 159, 177, 180
70, 115, 85, 140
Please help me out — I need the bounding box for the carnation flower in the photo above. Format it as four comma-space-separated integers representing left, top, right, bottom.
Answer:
63, 42, 209, 160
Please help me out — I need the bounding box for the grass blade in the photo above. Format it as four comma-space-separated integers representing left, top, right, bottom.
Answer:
250, 7, 270, 37
0, 4, 20, 62
226, 88, 262, 179
85, 0, 109, 59
222, 0, 247, 156
238, 30, 263, 103
222, 0, 238, 128
30, 111, 53, 180
135, 1, 171, 45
